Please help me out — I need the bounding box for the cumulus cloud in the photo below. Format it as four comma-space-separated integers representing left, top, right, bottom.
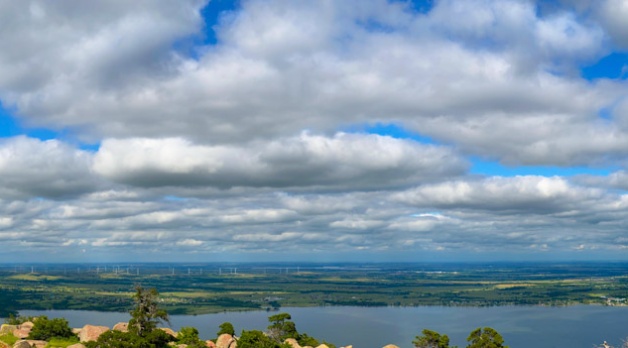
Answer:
0, 136, 98, 199
393, 176, 604, 213
93, 133, 467, 189
1, 0, 628, 260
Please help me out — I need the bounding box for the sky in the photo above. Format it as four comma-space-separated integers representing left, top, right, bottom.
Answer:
0, 0, 628, 263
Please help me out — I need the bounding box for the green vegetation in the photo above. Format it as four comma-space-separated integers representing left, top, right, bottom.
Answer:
46, 336, 81, 348
177, 327, 205, 348
413, 329, 452, 348
217, 322, 235, 336
28, 316, 76, 341
0, 262, 626, 317
466, 327, 508, 348
86, 286, 174, 348
0, 333, 19, 346
128, 285, 169, 338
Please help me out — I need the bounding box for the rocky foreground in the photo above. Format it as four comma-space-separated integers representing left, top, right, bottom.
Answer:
0, 321, 402, 348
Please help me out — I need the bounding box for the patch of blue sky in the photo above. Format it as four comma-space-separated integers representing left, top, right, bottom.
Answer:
171, 0, 241, 60
395, 0, 434, 14
347, 122, 435, 144
471, 157, 616, 177
581, 51, 628, 81
0, 102, 100, 151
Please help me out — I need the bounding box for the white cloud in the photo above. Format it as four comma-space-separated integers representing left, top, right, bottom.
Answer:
93, 133, 467, 189
0, 136, 98, 199
0, 0, 628, 260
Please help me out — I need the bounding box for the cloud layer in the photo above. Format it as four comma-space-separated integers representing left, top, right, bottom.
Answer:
0, 0, 627, 261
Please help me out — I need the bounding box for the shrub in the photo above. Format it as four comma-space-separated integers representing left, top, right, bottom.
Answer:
28, 316, 76, 341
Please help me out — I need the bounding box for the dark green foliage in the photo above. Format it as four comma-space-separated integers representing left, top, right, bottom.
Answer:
85, 329, 173, 348
267, 313, 298, 342
177, 327, 205, 348
413, 329, 453, 348
85, 330, 148, 348
297, 333, 319, 347
128, 285, 169, 338
28, 316, 76, 341
466, 327, 508, 348
217, 322, 235, 336
237, 330, 291, 348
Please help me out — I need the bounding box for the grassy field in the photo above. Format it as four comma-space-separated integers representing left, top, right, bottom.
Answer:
0, 262, 626, 317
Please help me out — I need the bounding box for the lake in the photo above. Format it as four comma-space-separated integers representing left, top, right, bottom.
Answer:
16, 305, 628, 348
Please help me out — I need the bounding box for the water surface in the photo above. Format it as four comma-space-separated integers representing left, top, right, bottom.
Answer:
17, 305, 628, 348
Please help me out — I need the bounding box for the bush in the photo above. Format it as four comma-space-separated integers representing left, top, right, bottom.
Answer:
28, 316, 76, 341
0, 333, 19, 346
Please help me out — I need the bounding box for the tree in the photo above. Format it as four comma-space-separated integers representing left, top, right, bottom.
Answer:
28, 316, 76, 341
237, 330, 290, 348
128, 285, 169, 338
413, 329, 452, 348
217, 322, 235, 336
177, 327, 205, 348
267, 313, 298, 342
466, 327, 508, 348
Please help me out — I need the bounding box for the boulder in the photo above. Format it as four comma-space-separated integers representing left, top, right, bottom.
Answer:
72, 328, 82, 335
24, 341, 46, 348
160, 327, 178, 338
284, 338, 301, 348
67, 344, 87, 348
12, 341, 31, 348
382, 345, 400, 348
215, 334, 235, 348
0, 325, 17, 336
315, 345, 330, 348
12, 328, 30, 339
18, 323, 34, 331
78, 325, 109, 342
112, 322, 128, 332
205, 341, 217, 348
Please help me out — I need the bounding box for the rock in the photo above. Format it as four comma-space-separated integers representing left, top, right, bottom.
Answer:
12, 341, 31, 348
72, 328, 82, 335
315, 345, 330, 348
176, 345, 188, 348
67, 344, 87, 348
24, 341, 46, 348
205, 341, 217, 348
215, 334, 235, 348
12, 328, 30, 339
112, 322, 128, 332
19, 323, 34, 331
160, 327, 178, 338
382, 345, 400, 348
0, 325, 17, 336
78, 325, 109, 342
284, 338, 301, 348
343, 346, 353, 348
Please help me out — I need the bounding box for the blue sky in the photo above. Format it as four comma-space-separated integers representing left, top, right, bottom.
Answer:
0, 0, 628, 262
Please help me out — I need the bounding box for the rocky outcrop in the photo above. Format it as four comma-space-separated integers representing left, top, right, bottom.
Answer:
284, 338, 300, 348
160, 327, 177, 338
315, 345, 330, 348
205, 340, 217, 348
18, 323, 34, 331
12, 341, 31, 348
215, 334, 237, 348
78, 325, 109, 342
382, 345, 400, 348
112, 322, 128, 332
24, 341, 46, 348
0, 325, 17, 336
